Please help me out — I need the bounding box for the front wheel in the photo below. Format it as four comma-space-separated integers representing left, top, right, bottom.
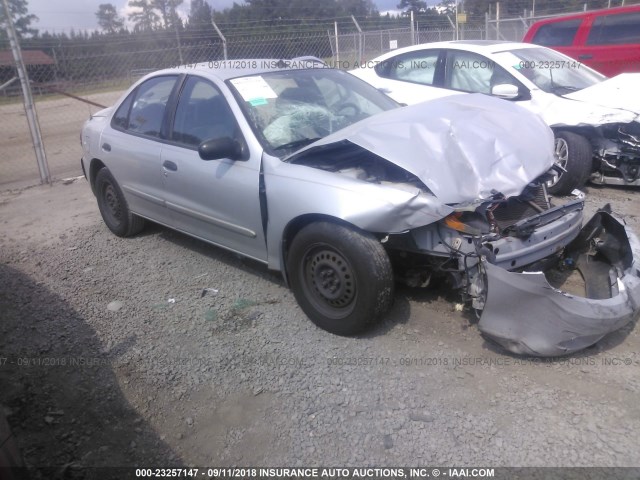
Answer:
287, 221, 394, 336
547, 131, 593, 195
95, 167, 145, 237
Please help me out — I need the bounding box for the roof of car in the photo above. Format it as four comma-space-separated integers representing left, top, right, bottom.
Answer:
528, 4, 640, 24
149, 58, 327, 82
367, 40, 546, 62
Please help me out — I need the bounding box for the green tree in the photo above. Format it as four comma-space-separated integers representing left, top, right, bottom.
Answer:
397, 0, 427, 15
338, 0, 378, 17
152, 0, 183, 28
96, 3, 124, 34
188, 0, 212, 26
128, 0, 160, 31
0, 0, 38, 39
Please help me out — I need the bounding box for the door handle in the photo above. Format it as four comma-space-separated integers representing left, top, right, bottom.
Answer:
162, 160, 178, 171
101, 143, 111, 152
578, 54, 593, 60
378, 87, 392, 94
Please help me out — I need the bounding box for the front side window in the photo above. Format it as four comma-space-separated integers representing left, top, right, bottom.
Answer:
113, 76, 177, 138
532, 19, 582, 47
228, 69, 397, 157
375, 50, 441, 85
587, 12, 640, 45
172, 76, 238, 147
444, 50, 515, 95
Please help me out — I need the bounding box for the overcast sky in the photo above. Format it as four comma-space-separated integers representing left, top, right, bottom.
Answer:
26, 0, 426, 33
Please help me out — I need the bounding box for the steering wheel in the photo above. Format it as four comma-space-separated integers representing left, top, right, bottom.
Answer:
335, 102, 361, 117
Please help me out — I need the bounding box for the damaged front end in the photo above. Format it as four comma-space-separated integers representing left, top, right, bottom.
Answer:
591, 121, 640, 186
479, 207, 640, 356
275, 94, 639, 356
385, 183, 640, 357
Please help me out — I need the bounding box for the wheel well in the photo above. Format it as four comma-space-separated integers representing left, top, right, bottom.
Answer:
552, 126, 598, 147
280, 214, 366, 286
88, 159, 106, 194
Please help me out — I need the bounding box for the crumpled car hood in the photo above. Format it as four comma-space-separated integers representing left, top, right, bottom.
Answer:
539, 73, 640, 127
291, 94, 555, 205
563, 73, 640, 116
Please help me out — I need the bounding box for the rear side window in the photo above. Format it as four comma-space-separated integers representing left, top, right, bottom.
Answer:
532, 19, 582, 46
587, 11, 640, 45
112, 75, 178, 138
375, 50, 441, 85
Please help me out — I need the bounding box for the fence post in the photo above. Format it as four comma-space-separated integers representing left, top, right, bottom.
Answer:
211, 17, 228, 60
174, 22, 184, 65
1, 0, 50, 185
485, 12, 489, 40
496, 2, 501, 41
351, 15, 363, 64
334, 22, 340, 65
410, 10, 415, 45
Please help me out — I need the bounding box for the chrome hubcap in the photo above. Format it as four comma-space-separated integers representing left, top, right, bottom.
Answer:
548, 137, 569, 187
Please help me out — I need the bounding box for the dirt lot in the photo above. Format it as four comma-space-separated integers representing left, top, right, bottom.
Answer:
0, 90, 124, 190
0, 179, 639, 478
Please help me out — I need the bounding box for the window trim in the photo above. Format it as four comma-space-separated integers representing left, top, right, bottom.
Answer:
586, 11, 640, 46
374, 49, 445, 87
110, 74, 182, 142
531, 18, 583, 47
165, 74, 244, 152
443, 50, 531, 101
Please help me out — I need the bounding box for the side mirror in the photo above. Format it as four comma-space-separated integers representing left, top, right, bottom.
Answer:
491, 84, 520, 100
198, 137, 243, 161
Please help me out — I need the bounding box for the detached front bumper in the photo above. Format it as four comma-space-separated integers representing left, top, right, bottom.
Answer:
478, 209, 640, 357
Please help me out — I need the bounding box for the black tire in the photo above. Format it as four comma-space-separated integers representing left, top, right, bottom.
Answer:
95, 167, 145, 237
287, 221, 394, 336
547, 131, 593, 195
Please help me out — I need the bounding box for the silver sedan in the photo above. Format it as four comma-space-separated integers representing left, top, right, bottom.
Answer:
81, 60, 640, 356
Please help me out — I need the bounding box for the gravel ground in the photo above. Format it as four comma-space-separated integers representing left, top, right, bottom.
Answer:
0, 179, 639, 477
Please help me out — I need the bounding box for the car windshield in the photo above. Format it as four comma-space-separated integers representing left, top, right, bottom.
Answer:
498, 47, 606, 95
228, 68, 398, 157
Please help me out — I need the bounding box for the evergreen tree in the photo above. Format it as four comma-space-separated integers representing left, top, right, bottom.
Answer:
96, 3, 125, 34
0, 0, 38, 40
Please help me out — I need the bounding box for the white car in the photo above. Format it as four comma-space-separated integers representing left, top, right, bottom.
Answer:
350, 40, 640, 194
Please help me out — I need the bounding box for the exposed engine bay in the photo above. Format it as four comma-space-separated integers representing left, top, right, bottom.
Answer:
593, 122, 640, 186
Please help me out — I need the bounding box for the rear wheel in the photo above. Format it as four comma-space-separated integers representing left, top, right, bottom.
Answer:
547, 131, 593, 195
95, 168, 145, 237
287, 221, 394, 336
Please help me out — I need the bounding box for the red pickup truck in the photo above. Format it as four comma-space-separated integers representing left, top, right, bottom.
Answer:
523, 5, 640, 77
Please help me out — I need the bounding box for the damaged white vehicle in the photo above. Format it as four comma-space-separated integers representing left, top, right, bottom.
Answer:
350, 41, 640, 194
80, 62, 640, 356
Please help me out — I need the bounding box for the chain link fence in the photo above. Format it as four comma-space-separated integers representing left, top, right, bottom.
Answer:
0, 2, 627, 191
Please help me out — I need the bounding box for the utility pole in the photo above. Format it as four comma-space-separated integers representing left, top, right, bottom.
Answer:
1, 0, 50, 185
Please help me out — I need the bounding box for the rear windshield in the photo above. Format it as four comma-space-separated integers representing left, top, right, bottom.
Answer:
532, 19, 582, 46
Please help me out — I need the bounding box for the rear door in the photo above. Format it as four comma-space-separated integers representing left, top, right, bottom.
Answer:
581, 10, 640, 76
100, 75, 179, 222
527, 17, 586, 62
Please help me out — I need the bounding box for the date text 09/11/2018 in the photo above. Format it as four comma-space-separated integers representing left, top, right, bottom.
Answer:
134, 467, 497, 478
